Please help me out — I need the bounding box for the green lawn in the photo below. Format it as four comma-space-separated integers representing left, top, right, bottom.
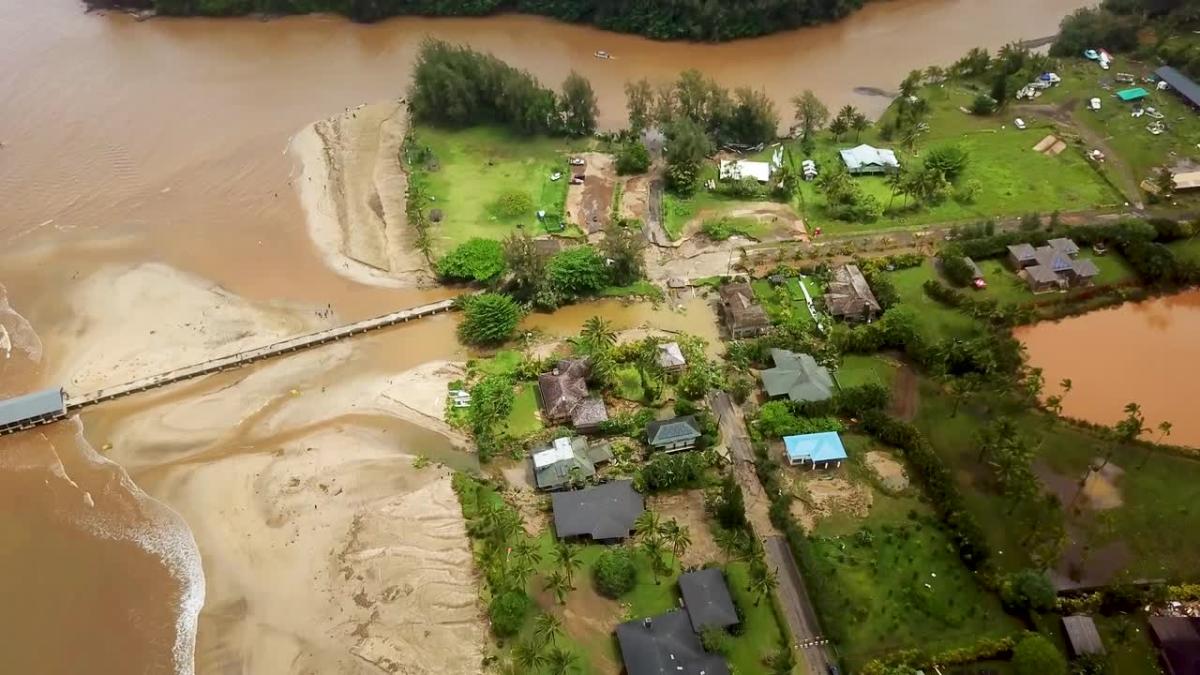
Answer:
408, 125, 588, 254
476, 349, 523, 377
837, 354, 899, 390
506, 382, 543, 438
914, 380, 1200, 579
807, 483, 1021, 670
888, 262, 985, 340
613, 364, 646, 402
770, 83, 1122, 235
598, 280, 666, 301
752, 276, 825, 329
1168, 237, 1200, 264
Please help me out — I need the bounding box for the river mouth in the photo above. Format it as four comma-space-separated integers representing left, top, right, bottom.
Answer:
1016, 290, 1200, 448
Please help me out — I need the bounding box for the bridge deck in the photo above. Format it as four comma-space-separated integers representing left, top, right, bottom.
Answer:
61, 298, 457, 412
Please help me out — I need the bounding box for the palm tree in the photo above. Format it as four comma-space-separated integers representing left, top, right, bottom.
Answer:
533, 612, 563, 649
545, 646, 580, 675
829, 115, 849, 141
634, 511, 663, 541
512, 640, 547, 672
581, 316, 617, 355
714, 528, 741, 563
662, 519, 692, 561
1060, 378, 1073, 396
885, 166, 909, 211
1157, 420, 1173, 444
553, 543, 582, 585
851, 112, 870, 141
639, 536, 668, 585
512, 538, 542, 570
544, 570, 572, 605
748, 559, 778, 607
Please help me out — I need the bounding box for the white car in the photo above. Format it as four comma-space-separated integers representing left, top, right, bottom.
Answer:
1014, 118, 1027, 130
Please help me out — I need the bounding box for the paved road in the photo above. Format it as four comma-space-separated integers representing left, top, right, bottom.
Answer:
710, 392, 835, 675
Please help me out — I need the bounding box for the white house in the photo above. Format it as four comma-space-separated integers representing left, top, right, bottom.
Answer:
718, 159, 772, 183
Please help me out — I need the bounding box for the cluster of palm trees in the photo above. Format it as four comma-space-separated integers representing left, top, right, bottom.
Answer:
633, 511, 692, 584
501, 613, 580, 675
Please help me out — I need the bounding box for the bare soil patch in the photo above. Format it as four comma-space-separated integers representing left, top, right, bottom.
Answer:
566, 152, 616, 236
620, 175, 650, 223
786, 473, 873, 532
1035, 460, 1125, 512
648, 490, 721, 568
683, 201, 807, 243
533, 576, 623, 675
864, 451, 909, 492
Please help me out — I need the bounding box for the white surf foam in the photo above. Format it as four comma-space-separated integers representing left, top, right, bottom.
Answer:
0, 283, 43, 362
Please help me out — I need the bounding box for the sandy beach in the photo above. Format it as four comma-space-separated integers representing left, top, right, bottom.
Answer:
291, 102, 432, 289
44, 260, 484, 675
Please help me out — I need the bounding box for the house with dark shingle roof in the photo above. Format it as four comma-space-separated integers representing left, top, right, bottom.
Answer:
537, 358, 608, 430
761, 349, 834, 403
531, 436, 613, 491
1149, 616, 1200, 675
1009, 238, 1098, 292
679, 569, 740, 633
551, 480, 644, 543
616, 610, 731, 675
824, 264, 881, 323
646, 415, 702, 453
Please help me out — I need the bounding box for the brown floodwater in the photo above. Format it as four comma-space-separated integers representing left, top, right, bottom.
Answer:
0, 0, 1097, 672
1016, 291, 1200, 447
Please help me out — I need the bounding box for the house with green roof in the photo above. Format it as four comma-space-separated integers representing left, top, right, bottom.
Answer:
760, 349, 834, 403
532, 436, 613, 490
646, 415, 702, 453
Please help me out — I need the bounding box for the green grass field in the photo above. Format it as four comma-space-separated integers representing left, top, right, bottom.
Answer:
751, 276, 825, 329
915, 381, 1200, 579
807, 479, 1020, 670
408, 125, 588, 254
888, 262, 985, 340
837, 354, 899, 390
767, 84, 1122, 235
506, 382, 544, 437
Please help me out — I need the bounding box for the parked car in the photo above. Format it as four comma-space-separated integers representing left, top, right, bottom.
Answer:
1014, 118, 1027, 130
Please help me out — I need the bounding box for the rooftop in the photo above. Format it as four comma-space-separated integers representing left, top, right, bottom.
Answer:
784, 431, 848, 463
552, 480, 644, 540
718, 159, 771, 183
719, 282, 770, 331
1156, 65, 1200, 107
824, 264, 881, 319
615, 610, 731, 675
646, 415, 702, 446
840, 144, 899, 170
538, 358, 591, 420
761, 349, 834, 403
1008, 243, 1038, 261
678, 568, 740, 633
532, 436, 613, 490
0, 387, 66, 429
571, 396, 609, 428
1063, 615, 1105, 656
657, 342, 687, 369
1148, 616, 1200, 675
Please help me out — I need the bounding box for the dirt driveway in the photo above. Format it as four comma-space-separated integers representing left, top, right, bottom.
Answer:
648, 490, 721, 568
566, 152, 616, 236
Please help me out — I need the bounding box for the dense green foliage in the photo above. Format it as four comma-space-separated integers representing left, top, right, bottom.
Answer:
615, 141, 651, 175
941, 254, 975, 288
458, 293, 523, 345
593, 548, 637, 598
999, 570, 1056, 613
546, 246, 609, 300
435, 238, 507, 283
113, 0, 870, 41
637, 451, 707, 493
754, 401, 843, 438
468, 373, 516, 460
489, 589, 531, 637
1011, 634, 1067, 675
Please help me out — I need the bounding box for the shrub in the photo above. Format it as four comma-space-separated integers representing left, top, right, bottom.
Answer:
616, 140, 651, 175
942, 254, 976, 287
488, 590, 531, 637
955, 178, 982, 204
594, 548, 637, 598
637, 451, 708, 492
701, 217, 756, 241
1001, 569, 1057, 613
492, 190, 534, 219
1012, 634, 1067, 675
756, 401, 843, 438
435, 238, 507, 283
971, 94, 997, 115
547, 246, 610, 299
1051, 8, 1139, 58
458, 293, 522, 346
666, 161, 700, 195
924, 145, 970, 181
700, 626, 732, 655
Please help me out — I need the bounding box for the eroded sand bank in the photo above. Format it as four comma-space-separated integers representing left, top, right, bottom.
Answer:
291, 102, 431, 288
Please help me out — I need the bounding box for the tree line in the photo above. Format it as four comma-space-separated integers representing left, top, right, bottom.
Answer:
1054, 0, 1200, 78
409, 39, 597, 136
92, 0, 869, 41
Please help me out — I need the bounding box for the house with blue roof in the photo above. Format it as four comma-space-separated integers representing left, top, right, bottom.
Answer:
783, 431, 848, 470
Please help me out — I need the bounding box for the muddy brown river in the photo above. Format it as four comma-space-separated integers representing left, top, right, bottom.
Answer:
0, 0, 1097, 672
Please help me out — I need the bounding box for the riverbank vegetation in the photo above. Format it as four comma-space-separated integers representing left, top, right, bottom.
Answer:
95, 0, 869, 41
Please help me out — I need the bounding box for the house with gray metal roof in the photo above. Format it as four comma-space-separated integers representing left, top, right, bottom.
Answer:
656, 342, 687, 372
0, 387, 67, 436
1007, 243, 1039, 268
1156, 66, 1200, 109
551, 480, 644, 542
531, 436, 613, 491
616, 610, 731, 675
840, 144, 900, 175
761, 349, 834, 403
679, 569, 740, 633
1063, 615, 1105, 657
646, 415, 702, 453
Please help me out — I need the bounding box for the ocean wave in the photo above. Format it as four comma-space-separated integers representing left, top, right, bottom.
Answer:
0, 282, 43, 362
61, 419, 206, 675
